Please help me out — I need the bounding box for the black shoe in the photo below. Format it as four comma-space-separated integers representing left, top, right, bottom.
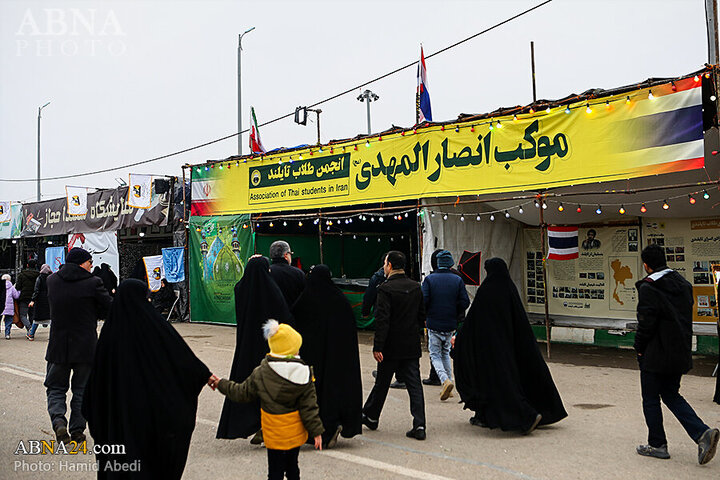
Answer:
522, 414, 542, 435
371, 370, 377, 379
361, 413, 378, 431
54, 425, 71, 444
698, 428, 720, 465
324, 425, 342, 449
389, 381, 406, 389
636, 444, 670, 459
250, 429, 263, 445
422, 378, 441, 386
469, 415, 488, 428
406, 426, 426, 440
70, 431, 86, 443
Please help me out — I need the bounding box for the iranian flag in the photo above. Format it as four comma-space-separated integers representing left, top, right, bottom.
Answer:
249, 106, 266, 154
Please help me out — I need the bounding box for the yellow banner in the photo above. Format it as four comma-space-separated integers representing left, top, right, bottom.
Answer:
191, 78, 705, 214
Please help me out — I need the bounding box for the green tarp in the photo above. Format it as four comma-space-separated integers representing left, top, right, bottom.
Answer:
189, 214, 253, 324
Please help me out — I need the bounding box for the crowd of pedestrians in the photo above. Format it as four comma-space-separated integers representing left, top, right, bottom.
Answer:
5, 238, 719, 479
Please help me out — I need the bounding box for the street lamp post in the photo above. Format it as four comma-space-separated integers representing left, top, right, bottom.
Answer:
356, 89, 379, 135
238, 26, 255, 156
37, 101, 50, 202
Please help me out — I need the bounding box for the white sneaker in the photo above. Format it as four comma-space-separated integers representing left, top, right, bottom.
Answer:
5, 335, 10, 339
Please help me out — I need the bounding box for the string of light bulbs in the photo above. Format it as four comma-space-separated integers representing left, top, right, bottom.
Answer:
193, 71, 714, 171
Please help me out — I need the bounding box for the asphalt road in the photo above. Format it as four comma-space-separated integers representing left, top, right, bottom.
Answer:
1, 322, 720, 479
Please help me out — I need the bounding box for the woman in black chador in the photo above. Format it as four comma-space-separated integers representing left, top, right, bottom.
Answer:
216, 255, 293, 440
453, 257, 567, 434
291, 264, 362, 447
82, 279, 212, 479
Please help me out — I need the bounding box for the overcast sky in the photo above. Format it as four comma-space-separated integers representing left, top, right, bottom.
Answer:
0, 0, 710, 203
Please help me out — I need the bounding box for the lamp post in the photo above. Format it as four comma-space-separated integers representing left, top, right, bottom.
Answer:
356, 89, 379, 135
37, 101, 50, 201
238, 26, 255, 156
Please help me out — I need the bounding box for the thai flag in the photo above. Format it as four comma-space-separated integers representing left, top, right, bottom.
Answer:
416, 46, 432, 123
547, 226, 579, 260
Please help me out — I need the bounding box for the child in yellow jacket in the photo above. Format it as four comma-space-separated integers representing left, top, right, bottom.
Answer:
209, 320, 323, 480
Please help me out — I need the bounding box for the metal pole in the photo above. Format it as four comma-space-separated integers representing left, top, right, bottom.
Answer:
530, 41, 537, 103
538, 194, 551, 358
37, 108, 41, 201
37, 101, 50, 201
366, 100, 372, 135
316, 110, 321, 145
317, 214, 324, 264
706, 0, 719, 64
238, 27, 255, 156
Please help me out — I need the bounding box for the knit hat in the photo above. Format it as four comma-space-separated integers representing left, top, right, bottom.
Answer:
263, 319, 302, 357
436, 250, 454, 269
66, 247, 92, 265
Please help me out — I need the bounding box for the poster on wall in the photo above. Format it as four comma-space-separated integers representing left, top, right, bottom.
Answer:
0, 203, 22, 239
67, 231, 120, 280
45, 247, 66, 273
525, 225, 642, 321
188, 214, 253, 324
643, 218, 720, 324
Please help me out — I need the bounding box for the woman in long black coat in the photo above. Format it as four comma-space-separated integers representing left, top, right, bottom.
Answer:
82, 279, 212, 479
291, 264, 362, 447
216, 255, 293, 440
453, 257, 567, 433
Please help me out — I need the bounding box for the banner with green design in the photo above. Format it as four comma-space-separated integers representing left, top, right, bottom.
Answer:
189, 214, 253, 324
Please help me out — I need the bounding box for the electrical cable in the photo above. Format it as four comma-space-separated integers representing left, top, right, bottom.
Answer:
0, 0, 553, 183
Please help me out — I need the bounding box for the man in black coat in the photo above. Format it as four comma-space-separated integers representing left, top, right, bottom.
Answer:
268, 240, 305, 306
45, 248, 113, 444
362, 251, 427, 440
634, 244, 719, 464
16, 258, 40, 335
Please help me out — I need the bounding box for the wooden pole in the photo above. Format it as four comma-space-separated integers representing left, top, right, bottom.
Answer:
538, 194, 551, 358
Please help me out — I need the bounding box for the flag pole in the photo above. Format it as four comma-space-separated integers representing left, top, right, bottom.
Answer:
538, 193, 552, 358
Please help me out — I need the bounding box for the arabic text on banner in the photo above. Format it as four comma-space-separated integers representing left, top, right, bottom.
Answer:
191, 78, 703, 215
66, 186, 88, 216
127, 174, 152, 209
67, 231, 119, 278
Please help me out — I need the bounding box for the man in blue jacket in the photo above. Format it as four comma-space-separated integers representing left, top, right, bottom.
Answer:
421, 250, 470, 401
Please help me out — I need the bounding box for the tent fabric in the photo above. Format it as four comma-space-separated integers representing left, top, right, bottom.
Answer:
421, 198, 525, 302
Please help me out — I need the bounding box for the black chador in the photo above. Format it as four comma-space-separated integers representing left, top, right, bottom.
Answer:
82, 279, 211, 479
216, 256, 293, 439
291, 264, 362, 445
453, 258, 567, 433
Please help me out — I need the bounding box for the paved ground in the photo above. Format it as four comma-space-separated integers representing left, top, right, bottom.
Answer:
1, 322, 720, 479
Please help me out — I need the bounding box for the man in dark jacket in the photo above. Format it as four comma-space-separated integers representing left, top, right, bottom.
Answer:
634, 244, 719, 464
421, 250, 470, 401
268, 240, 305, 307
362, 251, 427, 440
16, 258, 40, 336
45, 247, 112, 444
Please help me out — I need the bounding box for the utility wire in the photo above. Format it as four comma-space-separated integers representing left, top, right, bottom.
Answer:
0, 0, 552, 184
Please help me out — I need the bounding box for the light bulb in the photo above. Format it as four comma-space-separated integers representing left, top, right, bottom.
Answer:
576, 205, 582, 213
640, 203, 647, 213
662, 200, 669, 210
704, 189, 710, 199
505, 211, 510, 218
443, 214, 448, 220
282, 221, 287, 226
586, 104, 592, 114
565, 105, 571, 114
542, 203, 548, 210
378, 216, 384, 222
476, 215, 481, 221
460, 215, 465, 222
298, 221, 303, 226
619, 206, 626, 215
689, 195, 696, 204
558, 203, 564, 212
490, 214, 495, 221
626, 96, 631, 104
595, 205, 602, 215
518, 207, 524, 214
648, 90, 654, 100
